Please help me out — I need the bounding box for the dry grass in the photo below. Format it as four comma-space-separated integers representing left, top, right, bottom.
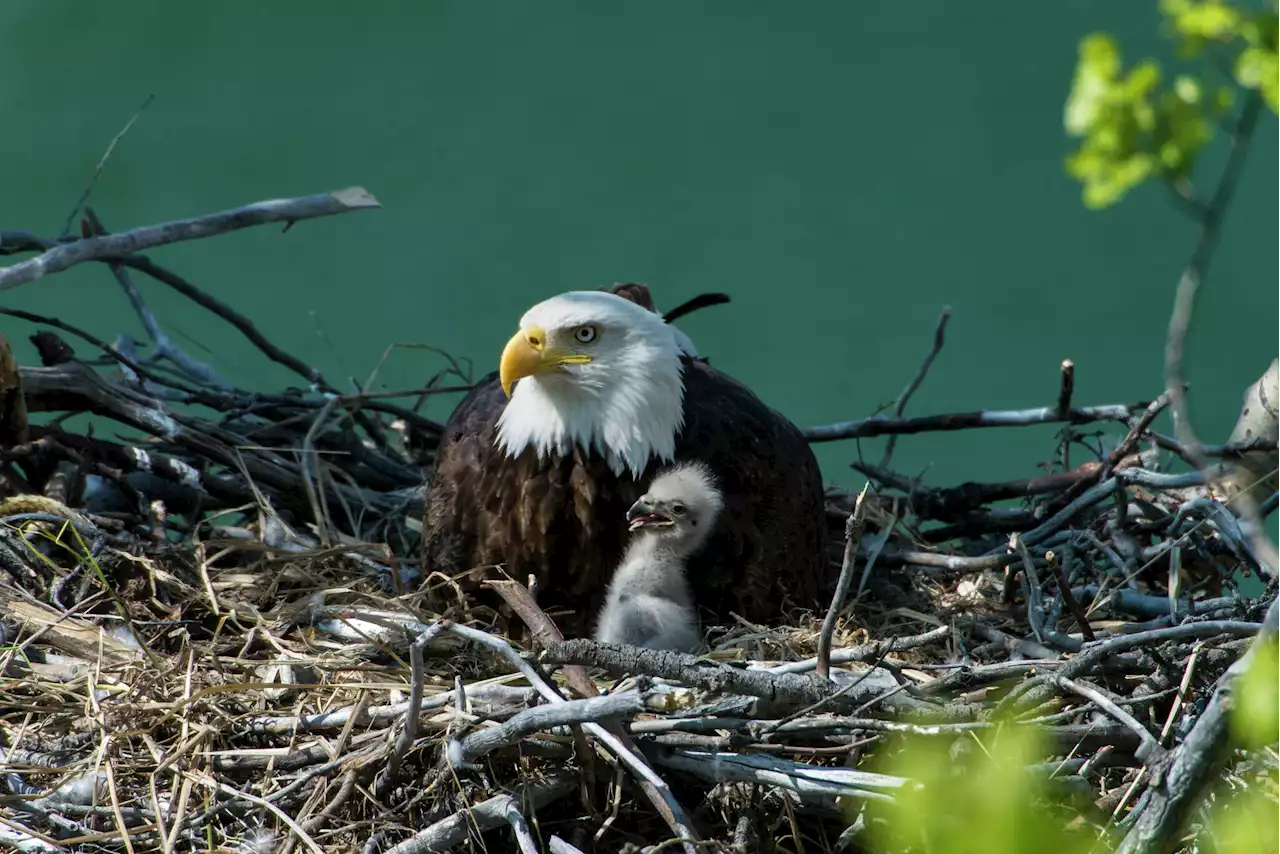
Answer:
0, 463, 1272, 854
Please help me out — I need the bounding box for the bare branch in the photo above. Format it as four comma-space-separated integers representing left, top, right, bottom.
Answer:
1164, 96, 1263, 451
806, 401, 1146, 442
439, 622, 702, 851
500, 799, 541, 854
767, 625, 951, 675
1056, 359, 1075, 417
541, 638, 955, 720
380, 772, 575, 854
383, 626, 445, 790
0, 187, 380, 292
1053, 675, 1163, 761
83, 208, 233, 390
548, 836, 587, 854
879, 306, 951, 468
816, 485, 868, 680
60, 94, 155, 238
653, 748, 909, 806
449, 692, 645, 766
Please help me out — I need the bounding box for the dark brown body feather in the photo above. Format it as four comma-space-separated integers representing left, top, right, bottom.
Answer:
420, 358, 831, 637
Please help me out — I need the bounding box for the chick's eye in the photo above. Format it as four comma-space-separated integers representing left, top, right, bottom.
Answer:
671, 503, 687, 516
574, 325, 598, 344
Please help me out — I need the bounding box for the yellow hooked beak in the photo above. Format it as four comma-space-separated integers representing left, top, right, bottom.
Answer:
499, 325, 592, 397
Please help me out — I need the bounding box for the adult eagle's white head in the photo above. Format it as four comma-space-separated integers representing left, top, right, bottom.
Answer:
495, 291, 688, 477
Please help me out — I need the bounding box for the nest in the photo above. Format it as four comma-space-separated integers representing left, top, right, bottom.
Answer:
0, 191, 1276, 854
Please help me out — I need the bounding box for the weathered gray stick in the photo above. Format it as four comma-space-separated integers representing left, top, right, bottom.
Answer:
0, 187, 380, 291
380, 771, 574, 854
449, 692, 645, 766
541, 638, 957, 720
816, 488, 868, 679
805, 401, 1145, 442
653, 748, 909, 806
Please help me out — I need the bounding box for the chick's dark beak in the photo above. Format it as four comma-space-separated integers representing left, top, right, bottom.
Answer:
626, 497, 672, 531
625, 498, 652, 524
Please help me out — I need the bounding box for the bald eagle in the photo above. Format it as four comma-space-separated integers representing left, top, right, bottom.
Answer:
420, 289, 830, 637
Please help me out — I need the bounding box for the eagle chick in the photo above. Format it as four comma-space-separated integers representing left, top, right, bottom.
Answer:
594, 462, 723, 652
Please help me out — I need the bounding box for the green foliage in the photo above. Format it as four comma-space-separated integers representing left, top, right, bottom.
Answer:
859, 723, 1110, 854
1063, 33, 1208, 209
1231, 635, 1280, 749
852, 704, 1278, 854
1235, 25, 1280, 109
1203, 779, 1280, 854
1064, 1, 1278, 208
1165, 0, 1256, 51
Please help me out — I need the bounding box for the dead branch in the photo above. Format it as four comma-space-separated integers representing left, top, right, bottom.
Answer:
381, 771, 576, 854
0, 187, 380, 291
879, 306, 951, 468
449, 692, 646, 766
817, 486, 868, 679
805, 400, 1147, 442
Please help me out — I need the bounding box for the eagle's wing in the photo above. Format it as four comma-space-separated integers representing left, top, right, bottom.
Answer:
420, 371, 506, 579
674, 358, 830, 619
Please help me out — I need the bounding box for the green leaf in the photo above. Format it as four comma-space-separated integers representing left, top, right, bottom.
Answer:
1203, 782, 1280, 854
1174, 75, 1203, 104
1179, 1, 1241, 40
1065, 33, 1122, 136
1160, 87, 1212, 175
1239, 9, 1279, 48
1065, 1, 1277, 209
862, 723, 1108, 854
1214, 85, 1237, 112
1160, 0, 1244, 53
1232, 635, 1279, 749
1237, 45, 1280, 112
1122, 60, 1162, 100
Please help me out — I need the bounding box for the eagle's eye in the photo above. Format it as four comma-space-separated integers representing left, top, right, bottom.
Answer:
574, 325, 598, 344
671, 503, 687, 516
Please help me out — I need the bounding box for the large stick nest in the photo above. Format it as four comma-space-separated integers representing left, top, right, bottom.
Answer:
0, 193, 1275, 854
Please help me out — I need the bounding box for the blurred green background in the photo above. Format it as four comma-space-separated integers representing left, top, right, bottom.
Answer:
1, 1, 1275, 490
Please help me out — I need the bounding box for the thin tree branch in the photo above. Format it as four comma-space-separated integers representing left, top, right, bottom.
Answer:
60, 95, 155, 238
0, 187, 380, 292
1056, 359, 1075, 416
449, 693, 646, 766
82, 208, 233, 390
817, 486, 868, 680
806, 401, 1147, 442
1053, 675, 1163, 762
118, 254, 333, 391
879, 306, 951, 468
381, 772, 575, 854
1162, 92, 1278, 575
